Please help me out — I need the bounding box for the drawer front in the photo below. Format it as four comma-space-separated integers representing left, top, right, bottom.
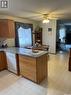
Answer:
19, 55, 35, 62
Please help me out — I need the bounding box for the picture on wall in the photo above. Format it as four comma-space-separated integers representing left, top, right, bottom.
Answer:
48, 28, 52, 32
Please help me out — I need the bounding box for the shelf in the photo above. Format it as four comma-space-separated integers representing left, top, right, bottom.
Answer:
35, 29, 42, 44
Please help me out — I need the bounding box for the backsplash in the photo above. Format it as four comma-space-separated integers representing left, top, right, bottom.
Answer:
0, 38, 15, 47
6, 39, 15, 47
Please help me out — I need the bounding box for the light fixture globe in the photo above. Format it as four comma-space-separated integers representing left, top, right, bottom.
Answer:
42, 19, 50, 23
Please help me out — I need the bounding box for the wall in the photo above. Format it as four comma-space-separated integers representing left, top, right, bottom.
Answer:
40, 20, 57, 54
0, 15, 39, 47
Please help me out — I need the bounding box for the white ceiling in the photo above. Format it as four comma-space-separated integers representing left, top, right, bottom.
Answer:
0, 0, 71, 21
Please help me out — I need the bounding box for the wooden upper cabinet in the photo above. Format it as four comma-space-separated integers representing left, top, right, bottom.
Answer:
0, 19, 15, 38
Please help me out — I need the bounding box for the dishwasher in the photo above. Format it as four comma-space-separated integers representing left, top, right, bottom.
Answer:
6, 52, 17, 74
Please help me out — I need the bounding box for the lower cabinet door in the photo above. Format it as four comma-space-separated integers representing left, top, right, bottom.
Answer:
0, 52, 7, 70
19, 55, 37, 82
69, 57, 71, 71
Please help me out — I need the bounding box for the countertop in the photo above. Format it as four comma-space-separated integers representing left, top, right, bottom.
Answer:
0, 47, 48, 58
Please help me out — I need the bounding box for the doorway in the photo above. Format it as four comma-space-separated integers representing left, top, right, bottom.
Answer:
59, 26, 66, 51
56, 20, 71, 53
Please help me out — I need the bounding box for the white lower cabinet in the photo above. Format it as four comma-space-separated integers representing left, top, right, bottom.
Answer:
6, 52, 17, 74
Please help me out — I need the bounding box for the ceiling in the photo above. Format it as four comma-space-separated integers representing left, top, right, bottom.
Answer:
0, 0, 71, 21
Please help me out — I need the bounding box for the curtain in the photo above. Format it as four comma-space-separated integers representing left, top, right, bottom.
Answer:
15, 22, 33, 47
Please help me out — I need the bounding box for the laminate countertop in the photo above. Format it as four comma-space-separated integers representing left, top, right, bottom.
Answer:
0, 47, 48, 58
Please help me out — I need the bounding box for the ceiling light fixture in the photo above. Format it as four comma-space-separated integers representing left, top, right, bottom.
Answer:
42, 19, 50, 23
42, 14, 50, 24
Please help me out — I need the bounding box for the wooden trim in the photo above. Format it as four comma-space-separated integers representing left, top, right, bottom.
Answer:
16, 54, 20, 76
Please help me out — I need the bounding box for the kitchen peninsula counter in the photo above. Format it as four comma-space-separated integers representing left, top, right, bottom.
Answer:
0, 47, 48, 84
0, 47, 48, 58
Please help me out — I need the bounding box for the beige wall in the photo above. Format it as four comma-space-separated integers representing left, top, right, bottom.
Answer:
40, 20, 57, 54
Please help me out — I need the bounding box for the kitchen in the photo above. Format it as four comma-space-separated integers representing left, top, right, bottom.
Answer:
0, 19, 48, 84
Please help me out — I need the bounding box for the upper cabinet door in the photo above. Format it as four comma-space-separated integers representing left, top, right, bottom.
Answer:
0, 20, 8, 37
8, 20, 15, 38
0, 19, 15, 38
